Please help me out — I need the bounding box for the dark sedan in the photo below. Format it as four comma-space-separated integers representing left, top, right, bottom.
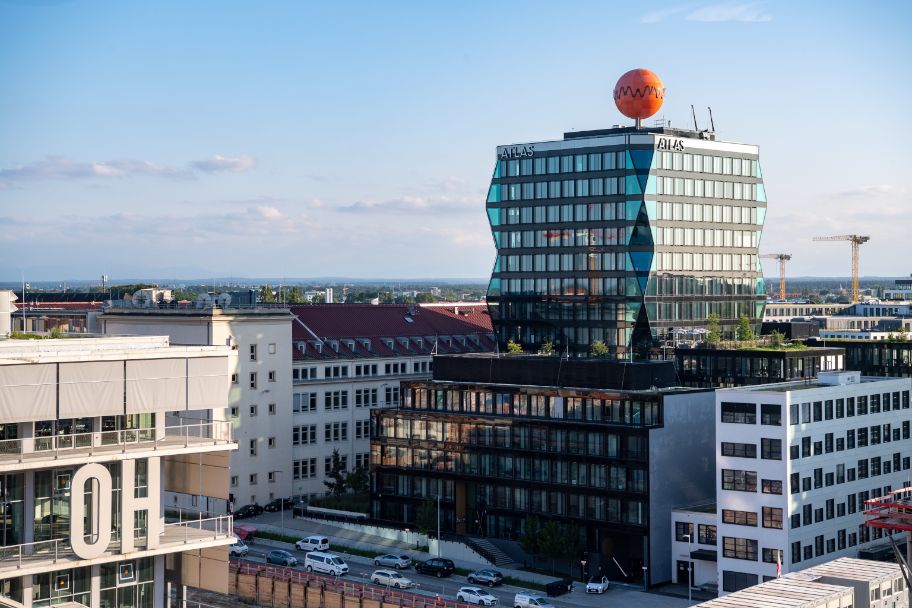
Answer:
233, 504, 263, 519
264, 498, 295, 512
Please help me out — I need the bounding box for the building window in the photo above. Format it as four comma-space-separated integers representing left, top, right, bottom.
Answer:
721, 402, 756, 424
268, 371, 276, 382
293, 458, 317, 479
268, 403, 276, 415
722, 510, 758, 527
231, 373, 239, 384
324, 422, 348, 442
355, 420, 370, 440
249, 405, 257, 417
249, 372, 257, 389
268, 471, 276, 483
354, 453, 370, 469
723, 537, 758, 561
325, 454, 348, 474
293, 392, 317, 412
293, 425, 317, 445
355, 388, 378, 408
249, 474, 257, 485
722, 570, 758, 593
762, 548, 782, 564
761, 438, 782, 460
230, 476, 238, 487
249, 439, 257, 456
230, 406, 239, 417
762, 507, 783, 529
324, 391, 349, 410
268, 343, 276, 355
675, 521, 694, 541
698, 524, 717, 545
792, 542, 801, 564
250, 344, 257, 361
722, 469, 757, 492
761, 404, 781, 426
761, 479, 782, 495
722, 442, 757, 458
268, 437, 276, 449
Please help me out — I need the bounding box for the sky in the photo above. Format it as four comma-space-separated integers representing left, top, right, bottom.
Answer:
1, 0, 910, 281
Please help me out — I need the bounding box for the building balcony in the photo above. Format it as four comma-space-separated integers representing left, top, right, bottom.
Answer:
0, 422, 236, 473
0, 515, 234, 581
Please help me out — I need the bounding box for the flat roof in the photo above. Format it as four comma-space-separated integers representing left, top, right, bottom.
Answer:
674, 502, 717, 514
724, 376, 902, 394
694, 577, 852, 608
0, 335, 229, 364
802, 556, 901, 582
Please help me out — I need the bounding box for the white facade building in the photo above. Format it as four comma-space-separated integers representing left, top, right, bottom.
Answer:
715, 371, 912, 594
289, 304, 494, 499
0, 326, 235, 608
670, 503, 718, 588
99, 300, 294, 508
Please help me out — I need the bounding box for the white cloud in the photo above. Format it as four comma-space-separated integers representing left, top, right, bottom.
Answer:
189, 154, 257, 173
835, 184, 902, 199
686, 2, 772, 22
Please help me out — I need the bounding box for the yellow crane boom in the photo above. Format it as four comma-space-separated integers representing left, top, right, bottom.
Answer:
760, 254, 791, 299
812, 235, 870, 302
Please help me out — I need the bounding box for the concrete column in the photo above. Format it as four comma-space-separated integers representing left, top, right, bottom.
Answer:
21, 574, 32, 608
90, 564, 101, 608
23, 470, 34, 545
20, 421, 35, 454
155, 411, 166, 442
153, 556, 166, 608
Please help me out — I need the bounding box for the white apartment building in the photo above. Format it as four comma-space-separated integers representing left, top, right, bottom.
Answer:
670, 503, 718, 588
99, 297, 293, 508
289, 304, 494, 499
0, 321, 236, 607
714, 371, 912, 594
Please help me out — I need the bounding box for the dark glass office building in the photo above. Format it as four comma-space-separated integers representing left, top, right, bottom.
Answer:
370, 355, 715, 586
486, 126, 767, 358
674, 345, 847, 388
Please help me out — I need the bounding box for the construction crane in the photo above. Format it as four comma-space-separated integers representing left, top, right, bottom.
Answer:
812, 235, 870, 302
760, 254, 792, 300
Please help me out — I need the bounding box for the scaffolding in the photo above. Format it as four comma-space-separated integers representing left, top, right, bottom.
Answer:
863, 486, 912, 593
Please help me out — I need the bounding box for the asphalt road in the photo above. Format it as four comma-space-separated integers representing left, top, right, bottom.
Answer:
235, 538, 554, 607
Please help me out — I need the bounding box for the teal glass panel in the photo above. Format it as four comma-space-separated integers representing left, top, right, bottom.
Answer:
646, 303, 657, 318
626, 201, 641, 221
630, 252, 653, 273
756, 184, 766, 202
493, 255, 501, 272
645, 174, 657, 195
755, 162, 762, 178
486, 184, 501, 203
494, 161, 503, 179
757, 277, 766, 295
625, 175, 642, 195
487, 278, 501, 297
487, 208, 501, 226
492, 231, 501, 247
755, 301, 765, 318
756, 207, 767, 225
628, 149, 654, 171
625, 301, 640, 321
645, 200, 657, 220
626, 277, 642, 297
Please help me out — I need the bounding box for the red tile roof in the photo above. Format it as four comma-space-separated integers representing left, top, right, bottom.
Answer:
290, 303, 495, 361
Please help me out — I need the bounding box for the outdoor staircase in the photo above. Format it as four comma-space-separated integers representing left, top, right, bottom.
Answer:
466, 537, 516, 568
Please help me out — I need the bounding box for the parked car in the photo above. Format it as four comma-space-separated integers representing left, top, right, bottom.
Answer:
264, 497, 295, 512
304, 551, 349, 576
374, 554, 411, 569
234, 504, 263, 519
265, 550, 297, 567
371, 569, 415, 589
295, 535, 330, 552
229, 539, 249, 557
458, 587, 498, 606
699, 582, 719, 595
585, 576, 610, 594
232, 525, 258, 541
415, 558, 455, 578
467, 569, 503, 587
513, 594, 555, 608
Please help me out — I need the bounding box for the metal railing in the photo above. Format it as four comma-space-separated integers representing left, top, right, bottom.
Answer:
0, 421, 233, 463
0, 515, 234, 573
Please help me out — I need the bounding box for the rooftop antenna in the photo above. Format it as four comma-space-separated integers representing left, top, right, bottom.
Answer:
707, 107, 716, 132
691, 105, 699, 131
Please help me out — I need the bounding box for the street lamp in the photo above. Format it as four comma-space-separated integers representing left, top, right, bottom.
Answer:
436, 495, 441, 557
682, 534, 693, 604
580, 559, 587, 583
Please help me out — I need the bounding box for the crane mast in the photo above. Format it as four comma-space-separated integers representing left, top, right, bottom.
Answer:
811, 235, 870, 302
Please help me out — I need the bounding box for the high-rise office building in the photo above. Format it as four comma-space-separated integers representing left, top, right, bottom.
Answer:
486, 126, 768, 358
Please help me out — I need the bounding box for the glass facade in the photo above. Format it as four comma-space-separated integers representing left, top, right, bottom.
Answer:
486, 129, 767, 358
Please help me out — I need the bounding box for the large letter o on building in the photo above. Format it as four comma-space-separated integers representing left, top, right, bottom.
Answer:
70, 463, 113, 559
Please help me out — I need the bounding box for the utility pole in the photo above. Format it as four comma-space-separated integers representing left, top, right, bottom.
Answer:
437, 494, 441, 557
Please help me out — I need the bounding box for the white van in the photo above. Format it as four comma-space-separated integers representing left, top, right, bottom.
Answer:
304, 551, 349, 576
296, 535, 330, 552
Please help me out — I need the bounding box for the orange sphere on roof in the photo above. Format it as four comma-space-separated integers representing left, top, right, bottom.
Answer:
614, 69, 665, 120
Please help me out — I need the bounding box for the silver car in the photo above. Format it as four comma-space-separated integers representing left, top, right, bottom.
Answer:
374, 553, 411, 569
371, 569, 415, 589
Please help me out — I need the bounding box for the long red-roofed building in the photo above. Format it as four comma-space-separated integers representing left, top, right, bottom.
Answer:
288, 303, 494, 498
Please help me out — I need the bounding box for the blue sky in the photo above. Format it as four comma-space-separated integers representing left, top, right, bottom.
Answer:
1, 0, 910, 281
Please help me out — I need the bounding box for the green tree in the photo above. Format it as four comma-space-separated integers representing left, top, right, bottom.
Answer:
769, 330, 785, 348
518, 516, 542, 559
736, 314, 755, 342
705, 313, 722, 347
537, 338, 555, 356
345, 465, 369, 495
259, 284, 276, 303
415, 292, 436, 303
323, 449, 348, 496
590, 340, 610, 358
539, 521, 564, 573
415, 499, 437, 537
559, 525, 584, 572
897, 326, 908, 342
506, 339, 524, 354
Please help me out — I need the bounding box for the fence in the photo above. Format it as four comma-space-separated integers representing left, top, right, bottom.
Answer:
229, 562, 472, 608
